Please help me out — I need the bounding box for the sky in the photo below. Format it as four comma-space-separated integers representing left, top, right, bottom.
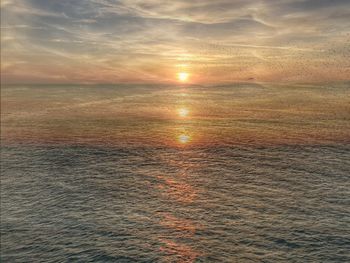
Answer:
1, 0, 350, 84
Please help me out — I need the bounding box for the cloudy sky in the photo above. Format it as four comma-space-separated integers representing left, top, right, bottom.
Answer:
1, 0, 349, 84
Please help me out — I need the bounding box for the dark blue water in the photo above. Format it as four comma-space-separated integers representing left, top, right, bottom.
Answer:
1, 83, 350, 262
1, 144, 350, 262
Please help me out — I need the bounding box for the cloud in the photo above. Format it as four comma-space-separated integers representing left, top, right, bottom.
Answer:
1, 0, 349, 83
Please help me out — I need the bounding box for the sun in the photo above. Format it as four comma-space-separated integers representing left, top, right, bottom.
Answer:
178, 72, 189, 82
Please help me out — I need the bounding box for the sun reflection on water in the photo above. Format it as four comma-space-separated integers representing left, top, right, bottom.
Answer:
178, 107, 189, 118
159, 238, 201, 262
178, 134, 191, 144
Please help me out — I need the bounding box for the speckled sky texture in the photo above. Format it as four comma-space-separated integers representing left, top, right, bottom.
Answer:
1, 0, 349, 84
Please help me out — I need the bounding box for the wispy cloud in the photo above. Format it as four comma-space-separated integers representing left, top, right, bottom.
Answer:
1, 0, 349, 83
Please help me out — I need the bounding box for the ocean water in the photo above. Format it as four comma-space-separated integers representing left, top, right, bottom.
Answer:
1, 83, 350, 262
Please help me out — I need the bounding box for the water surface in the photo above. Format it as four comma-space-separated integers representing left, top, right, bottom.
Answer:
1, 83, 350, 262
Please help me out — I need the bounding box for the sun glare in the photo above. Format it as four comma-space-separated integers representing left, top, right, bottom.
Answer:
178, 72, 189, 82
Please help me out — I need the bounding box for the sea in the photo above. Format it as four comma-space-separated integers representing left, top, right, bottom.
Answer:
1, 83, 350, 262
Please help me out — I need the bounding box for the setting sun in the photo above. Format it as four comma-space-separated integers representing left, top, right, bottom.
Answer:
178, 72, 189, 82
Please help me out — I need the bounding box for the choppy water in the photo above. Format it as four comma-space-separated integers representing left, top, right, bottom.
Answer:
1, 83, 350, 262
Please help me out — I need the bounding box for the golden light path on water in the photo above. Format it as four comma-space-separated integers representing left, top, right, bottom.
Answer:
175, 80, 191, 146
176, 107, 191, 144
155, 76, 200, 261
174, 86, 191, 145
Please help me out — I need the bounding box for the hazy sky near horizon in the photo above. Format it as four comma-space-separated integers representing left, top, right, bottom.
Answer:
1, 0, 350, 84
